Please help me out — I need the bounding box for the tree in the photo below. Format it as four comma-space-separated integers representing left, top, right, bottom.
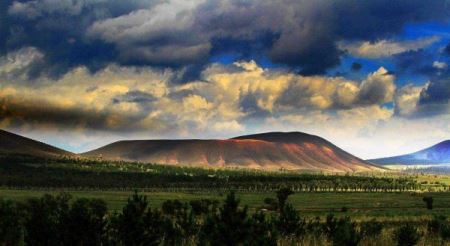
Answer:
60, 198, 108, 245
199, 191, 251, 245
161, 199, 183, 215
0, 199, 23, 246
423, 196, 433, 210
321, 214, 362, 246
248, 211, 278, 246
189, 199, 218, 215
114, 191, 164, 246
276, 187, 293, 212
331, 217, 361, 246
276, 203, 306, 240
23, 193, 71, 246
165, 203, 199, 245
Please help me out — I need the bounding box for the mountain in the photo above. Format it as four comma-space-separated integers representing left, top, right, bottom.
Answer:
370, 140, 450, 165
83, 132, 382, 172
0, 129, 74, 158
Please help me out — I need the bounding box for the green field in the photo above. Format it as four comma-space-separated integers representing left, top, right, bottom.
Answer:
1, 188, 448, 221
1, 155, 450, 222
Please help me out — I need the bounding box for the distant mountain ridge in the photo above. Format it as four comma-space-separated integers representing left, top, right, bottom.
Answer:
0, 129, 74, 158
83, 132, 382, 172
370, 140, 450, 165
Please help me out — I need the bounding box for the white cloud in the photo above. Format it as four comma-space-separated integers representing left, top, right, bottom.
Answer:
358, 67, 396, 105
0, 47, 44, 81
340, 36, 439, 58
433, 61, 447, 69
394, 84, 425, 117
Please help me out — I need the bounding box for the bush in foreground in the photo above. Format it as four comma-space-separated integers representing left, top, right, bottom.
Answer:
393, 224, 421, 246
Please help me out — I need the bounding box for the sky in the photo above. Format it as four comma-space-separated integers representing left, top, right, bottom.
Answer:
1, 0, 450, 159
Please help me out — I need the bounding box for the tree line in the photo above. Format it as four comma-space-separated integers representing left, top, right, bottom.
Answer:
1, 189, 450, 246
0, 155, 421, 192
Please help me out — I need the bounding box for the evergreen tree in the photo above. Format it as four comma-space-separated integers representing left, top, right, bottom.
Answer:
23, 193, 71, 246
0, 199, 23, 246
276, 187, 293, 212
60, 198, 108, 246
199, 191, 251, 245
276, 203, 306, 240
114, 192, 164, 246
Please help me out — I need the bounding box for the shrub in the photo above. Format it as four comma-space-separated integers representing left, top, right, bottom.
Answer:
323, 214, 338, 239
423, 196, 433, 210
263, 197, 278, 211
361, 219, 383, 238
428, 215, 450, 241
393, 224, 421, 246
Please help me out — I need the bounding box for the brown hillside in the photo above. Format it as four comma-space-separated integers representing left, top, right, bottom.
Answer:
0, 129, 74, 158
83, 132, 381, 172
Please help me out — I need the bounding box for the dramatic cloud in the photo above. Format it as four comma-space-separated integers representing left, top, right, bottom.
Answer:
416, 78, 450, 116
0, 60, 397, 136
394, 84, 424, 117
1, 0, 449, 77
1, 0, 450, 158
357, 67, 396, 105
393, 49, 440, 76
393, 78, 450, 118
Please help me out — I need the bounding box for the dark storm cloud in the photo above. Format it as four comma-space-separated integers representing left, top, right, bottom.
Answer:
393, 50, 439, 76
1, 97, 124, 131
1, 0, 450, 79
0, 95, 164, 132
398, 74, 450, 118
1, 0, 162, 78
420, 80, 450, 103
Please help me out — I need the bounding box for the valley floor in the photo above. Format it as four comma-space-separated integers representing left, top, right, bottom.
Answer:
1, 188, 450, 221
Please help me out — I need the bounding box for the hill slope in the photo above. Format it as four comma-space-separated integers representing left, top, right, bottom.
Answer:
0, 129, 73, 158
83, 132, 381, 172
370, 140, 450, 165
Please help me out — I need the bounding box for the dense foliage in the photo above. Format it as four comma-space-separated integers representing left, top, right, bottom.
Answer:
0, 190, 449, 246
0, 155, 420, 192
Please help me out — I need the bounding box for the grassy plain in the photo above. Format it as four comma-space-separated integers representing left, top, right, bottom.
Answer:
1, 155, 450, 225
1, 188, 449, 221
